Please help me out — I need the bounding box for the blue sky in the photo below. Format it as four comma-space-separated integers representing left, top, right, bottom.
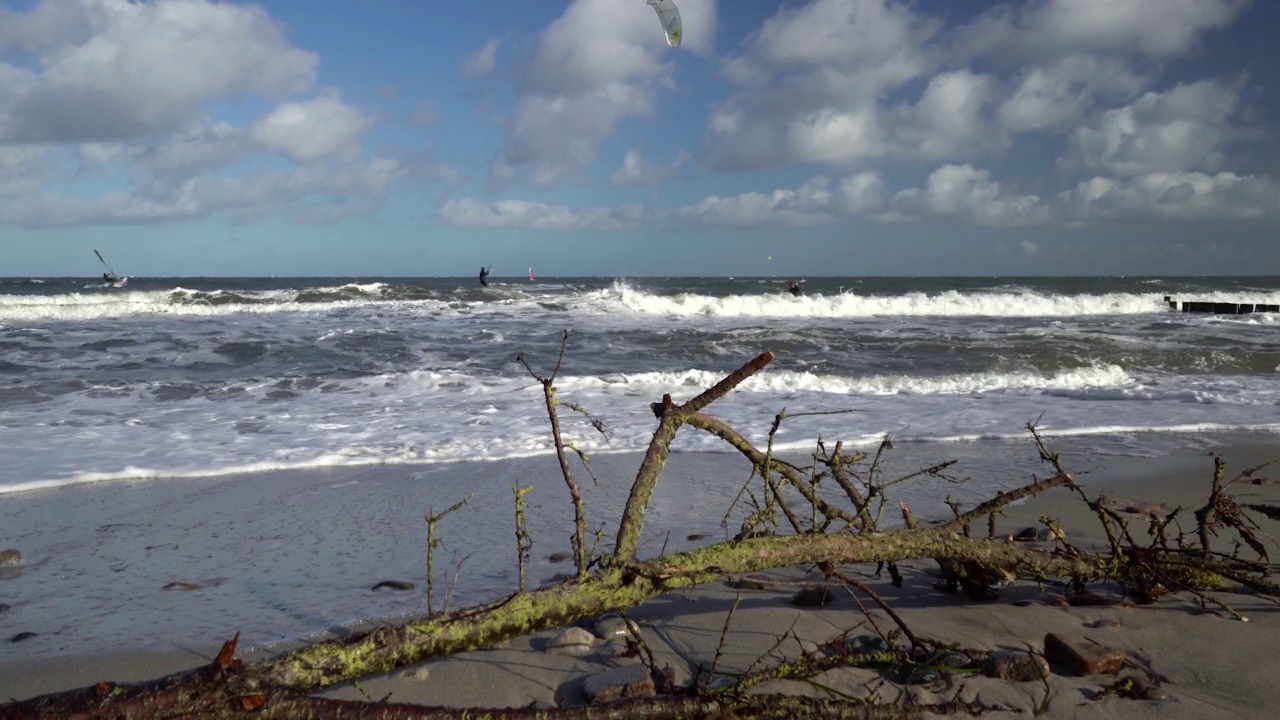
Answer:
1, 0, 1278, 277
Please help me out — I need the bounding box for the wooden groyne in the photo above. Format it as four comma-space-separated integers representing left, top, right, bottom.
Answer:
1164, 296, 1279, 314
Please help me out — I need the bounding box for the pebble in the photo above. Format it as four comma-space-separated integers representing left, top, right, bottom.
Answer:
1043, 632, 1128, 676
933, 652, 974, 671
790, 586, 835, 607
398, 667, 430, 681
546, 626, 597, 656
161, 581, 202, 591
835, 634, 888, 655
370, 580, 415, 591
981, 650, 1050, 682
901, 665, 944, 685
592, 615, 640, 641
582, 663, 654, 703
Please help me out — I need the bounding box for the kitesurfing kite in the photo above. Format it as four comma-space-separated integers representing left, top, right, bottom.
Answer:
647, 0, 682, 48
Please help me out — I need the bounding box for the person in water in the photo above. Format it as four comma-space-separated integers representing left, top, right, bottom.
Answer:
787, 280, 803, 297
479, 265, 491, 286
103, 272, 117, 283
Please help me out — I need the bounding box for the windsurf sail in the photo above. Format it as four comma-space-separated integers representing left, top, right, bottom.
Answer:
528, 267, 535, 281
647, 0, 682, 48
94, 249, 113, 274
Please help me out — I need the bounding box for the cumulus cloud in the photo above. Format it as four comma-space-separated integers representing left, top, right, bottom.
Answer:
488, 0, 716, 190
703, 0, 1255, 175
251, 95, 373, 163
956, 0, 1249, 62
1064, 79, 1242, 176
674, 173, 887, 227
609, 149, 690, 188
0, 0, 318, 144
892, 165, 1051, 226
438, 197, 643, 231
462, 37, 502, 79
0, 156, 417, 228
672, 165, 1280, 229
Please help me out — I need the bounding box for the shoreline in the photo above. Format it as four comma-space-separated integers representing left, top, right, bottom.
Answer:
3, 433, 1279, 714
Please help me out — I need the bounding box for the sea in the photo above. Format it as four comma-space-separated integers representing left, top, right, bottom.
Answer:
1, 274, 1279, 662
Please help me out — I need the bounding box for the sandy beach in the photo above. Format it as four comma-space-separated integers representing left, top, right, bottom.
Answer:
3, 433, 1279, 718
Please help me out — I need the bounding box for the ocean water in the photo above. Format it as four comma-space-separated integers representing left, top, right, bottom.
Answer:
2, 275, 1279, 663
1, 275, 1278, 494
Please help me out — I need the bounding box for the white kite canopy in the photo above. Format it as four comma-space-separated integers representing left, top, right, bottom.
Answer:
647, 0, 682, 48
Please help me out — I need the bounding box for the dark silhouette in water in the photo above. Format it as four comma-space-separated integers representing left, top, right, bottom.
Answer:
787, 280, 803, 297
479, 266, 491, 287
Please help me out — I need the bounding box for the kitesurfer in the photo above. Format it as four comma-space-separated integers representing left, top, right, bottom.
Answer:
479, 266, 491, 287
788, 280, 802, 297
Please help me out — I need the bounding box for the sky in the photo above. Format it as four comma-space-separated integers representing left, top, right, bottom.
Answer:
1, 0, 1278, 277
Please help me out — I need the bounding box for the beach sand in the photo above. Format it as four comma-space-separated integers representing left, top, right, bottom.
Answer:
3, 435, 1279, 718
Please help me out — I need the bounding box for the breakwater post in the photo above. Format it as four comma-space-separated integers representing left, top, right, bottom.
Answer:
1164, 295, 1280, 314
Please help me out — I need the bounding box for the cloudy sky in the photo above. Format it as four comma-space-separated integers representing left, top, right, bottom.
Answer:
2, 0, 1277, 277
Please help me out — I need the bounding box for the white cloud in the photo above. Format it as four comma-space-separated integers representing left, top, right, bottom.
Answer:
892, 165, 1051, 226
0, 156, 419, 228
0, 147, 50, 196
674, 174, 888, 227
672, 164, 1280, 230
957, 0, 1249, 62
1020, 239, 1040, 256
438, 197, 643, 231
1057, 172, 1280, 222
609, 149, 690, 188
462, 37, 502, 79
1064, 80, 1241, 176
251, 95, 373, 164
0, 0, 318, 144
488, 0, 716, 190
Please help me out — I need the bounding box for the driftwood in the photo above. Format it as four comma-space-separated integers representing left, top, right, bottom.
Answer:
4, 344, 1279, 720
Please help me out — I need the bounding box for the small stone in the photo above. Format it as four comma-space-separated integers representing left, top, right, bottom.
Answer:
981, 650, 1050, 682
162, 581, 203, 591
371, 580, 415, 591
582, 663, 655, 703
726, 577, 769, 590
933, 652, 975, 671
706, 675, 737, 692
835, 634, 888, 655
399, 667, 430, 681
10, 632, 37, 643
790, 586, 835, 607
0, 549, 20, 567
546, 626, 597, 655
1044, 633, 1128, 676
901, 665, 944, 685
592, 615, 640, 640
1085, 619, 1122, 629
